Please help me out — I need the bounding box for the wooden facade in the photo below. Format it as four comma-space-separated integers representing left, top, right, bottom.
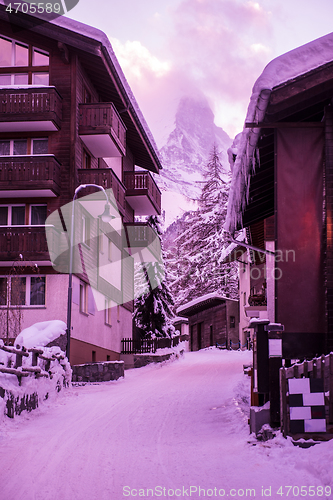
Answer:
177, 295, 239, 351
0, 7, 162, 364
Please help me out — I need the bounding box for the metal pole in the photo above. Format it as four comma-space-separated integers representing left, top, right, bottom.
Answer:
66, 184, 111, 363
66, 191, 76, 362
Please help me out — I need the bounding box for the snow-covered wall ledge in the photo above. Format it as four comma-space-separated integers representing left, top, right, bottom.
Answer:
0, 321, 72, 421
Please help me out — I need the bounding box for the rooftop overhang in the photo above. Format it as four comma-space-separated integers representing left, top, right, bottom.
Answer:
177, 295, 229, 317
230, 61, 333, 231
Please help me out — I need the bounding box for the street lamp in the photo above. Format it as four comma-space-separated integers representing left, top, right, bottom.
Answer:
66, 184, 115, 362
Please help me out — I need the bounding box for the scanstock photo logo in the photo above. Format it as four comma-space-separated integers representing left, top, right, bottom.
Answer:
3, 0, 80, 26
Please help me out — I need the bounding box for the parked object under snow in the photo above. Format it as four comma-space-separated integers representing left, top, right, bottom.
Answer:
16, 320, 67, 350
0, 321, 71, 420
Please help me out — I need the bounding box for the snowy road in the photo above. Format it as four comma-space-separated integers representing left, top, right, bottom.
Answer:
0, 349, 333, 500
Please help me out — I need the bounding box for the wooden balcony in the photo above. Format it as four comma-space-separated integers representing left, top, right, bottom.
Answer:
78, 103, 126, 158
124, 222, 161, 261
77, 167, 126, 215
0, 225, 58, 262
0, 87, 62, 132
0, 155, 61, 197
124, 171, 161, 215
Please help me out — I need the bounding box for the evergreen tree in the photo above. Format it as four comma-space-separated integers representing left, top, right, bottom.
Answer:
134, 216, 175, 338
164, 145, 238, 307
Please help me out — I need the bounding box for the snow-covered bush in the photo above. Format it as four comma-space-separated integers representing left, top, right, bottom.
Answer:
0, 320, 72, 421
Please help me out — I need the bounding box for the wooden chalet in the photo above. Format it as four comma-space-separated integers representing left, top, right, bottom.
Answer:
226, 33, 333, 361
176, 293, 239, 351
0, 7, 162, 364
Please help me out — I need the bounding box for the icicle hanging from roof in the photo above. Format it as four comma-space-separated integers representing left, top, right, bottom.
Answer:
225, 30, 333, 234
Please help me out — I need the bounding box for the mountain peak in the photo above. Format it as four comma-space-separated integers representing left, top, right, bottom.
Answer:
157, 96, 232, 225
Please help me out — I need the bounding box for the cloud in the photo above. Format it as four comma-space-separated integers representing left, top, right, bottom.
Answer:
169, 0, 273, 97
110, 38, 171, 79
111, 0, 275, 142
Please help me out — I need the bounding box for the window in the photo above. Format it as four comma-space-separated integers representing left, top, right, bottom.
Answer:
82, 215, 91, 247
30, 276, 46, 305
230, 316, 236, 329
31, 205, 47, 225
11, 277, 26, 305
79, 281, 88, 314
83, 149, 91, 169
0, 204, 47, 226
0, 36, 49, 85
0, 205, 25, 225
83, 88, 91, 103
0, 277, 7, 306
105, 298, 112, 326
0, 37, 28, 67
0, 138, 48, 156
0, 139, 27, 156
32, 49, 49, 66
0, 276, 46, 307
32, 138, 48, 155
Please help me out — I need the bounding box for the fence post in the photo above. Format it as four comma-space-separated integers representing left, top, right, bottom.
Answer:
329, 352, 333, 424
321, 354, 325, 381
280, 367, 288, 437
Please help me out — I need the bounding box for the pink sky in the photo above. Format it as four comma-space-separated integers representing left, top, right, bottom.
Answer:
69, 0, 333, 145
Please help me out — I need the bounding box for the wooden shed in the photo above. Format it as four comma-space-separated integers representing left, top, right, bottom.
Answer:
176, 293, 239, 351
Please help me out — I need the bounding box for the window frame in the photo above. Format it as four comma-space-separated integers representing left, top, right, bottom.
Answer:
0, 138, 48, 157
0, 36, 49, 86
0, 275, 46, 308
105, 298, 112, 326
79, 280, 88, 315
0, 204, 26, 226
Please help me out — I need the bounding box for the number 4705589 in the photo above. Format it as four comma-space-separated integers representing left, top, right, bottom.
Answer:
5, 3, 61, 14
277, 485, 331, 496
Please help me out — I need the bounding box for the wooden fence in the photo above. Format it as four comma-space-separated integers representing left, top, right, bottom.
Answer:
121, 335, 188, 354
280, 353, 333, 437
0, 342, 65, 386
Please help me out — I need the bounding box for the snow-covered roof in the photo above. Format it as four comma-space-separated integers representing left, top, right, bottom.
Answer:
172, 316, 189, 324
177, 292, 237, 316
219, 229, 246, 263
225, 31, 333, 233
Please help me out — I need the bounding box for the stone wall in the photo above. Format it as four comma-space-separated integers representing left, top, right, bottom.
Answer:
133, 352, 179, 369
72, 361, 124, 383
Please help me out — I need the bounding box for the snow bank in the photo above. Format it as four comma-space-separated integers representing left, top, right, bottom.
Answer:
226, 32, 333, 233
0, 321, 71, 421
16, 320, 67, 349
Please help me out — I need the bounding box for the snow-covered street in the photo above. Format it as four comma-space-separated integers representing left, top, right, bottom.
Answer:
0, 349, 332, 500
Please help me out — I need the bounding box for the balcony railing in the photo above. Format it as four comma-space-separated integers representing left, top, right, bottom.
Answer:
78, 102, 126, 157
0, 87, 62, 131
77, 167, 126, 215
124, 222, 161, 259
0, 155, 61, 197
0, 225, 58, 262
124, 171, 161, 215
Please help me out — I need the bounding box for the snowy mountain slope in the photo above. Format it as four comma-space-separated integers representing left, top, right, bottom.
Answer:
157, 96, 232, 225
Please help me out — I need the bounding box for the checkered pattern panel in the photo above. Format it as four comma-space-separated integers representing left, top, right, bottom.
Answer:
288, 378, 326, 434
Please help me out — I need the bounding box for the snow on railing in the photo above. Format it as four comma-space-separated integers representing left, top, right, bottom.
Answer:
0, 339, 71, 419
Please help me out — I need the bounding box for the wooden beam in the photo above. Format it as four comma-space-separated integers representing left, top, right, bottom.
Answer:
245, 122, 324, 128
